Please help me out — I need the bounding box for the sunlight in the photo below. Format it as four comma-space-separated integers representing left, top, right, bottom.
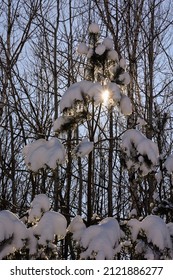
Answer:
102, 89, 110, 105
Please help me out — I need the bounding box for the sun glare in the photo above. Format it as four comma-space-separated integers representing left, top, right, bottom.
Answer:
102, 89, 110, 105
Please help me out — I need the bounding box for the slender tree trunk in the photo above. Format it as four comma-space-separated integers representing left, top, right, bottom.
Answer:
9, 115, 16, 212
108, 108, 113, 216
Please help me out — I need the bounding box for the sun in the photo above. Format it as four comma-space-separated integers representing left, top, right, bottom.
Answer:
102, 89, 110, 105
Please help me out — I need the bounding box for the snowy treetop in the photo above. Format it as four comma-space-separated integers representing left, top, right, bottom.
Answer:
1, 198, 173, 260
33, 211, 67, 245
68, 216, 121, 260
0, 195, 67, 259
88, 23, 100, 34
23, 138, 66, 172
54, 80, 132, 133
121, 129, 159, 175
0, 210, 28, 259
127, 215, 172, 258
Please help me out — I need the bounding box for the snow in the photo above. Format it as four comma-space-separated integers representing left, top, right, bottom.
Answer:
28, 194, 50, 223
102, 37, 114, 50
23, 138, 66, 172
95, 44, 106, 55
108, 82, 121, 103
0, 195, 67, 258
120, 94, 132, 115
155, 170, 162, 183
68, 216, 121, 260
167, 222, 173, 236
137, 139, 158, 165
121, 129, 159, 175
80, 217, 121, 260
128, 215, 172, 251
119, 58, 126, 69
0, 210, 28, 259
59, 80, 92, 112
118, 72, 131, 85
144, 249, 155, 260
59, 80, 131, 117
53, 116, 70, 132
33, 211, 67, 245
77, 42, 88, 55
164, 154, 173, 174
60, 80, 123, 113
141, 215, 172, 250
107, 50, 119, 61
89, 23, 100, 34
153, 191, 160, 201
129, 208, 137, 218
137, 117, 147, 127
87, 48, 94, 58
87, 82, 103, 104
127, 218, 141, 241
73, 138, 94, 157
67, 215, 86, 242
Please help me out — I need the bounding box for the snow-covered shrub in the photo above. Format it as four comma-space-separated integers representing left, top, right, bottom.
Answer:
68, 217, 121, 260
53, 22, 132, 138
33, 211, 67, 245
23, 138, 66, 172
28, 194, 50, 223
121, 129, 159, 175
141, 215, 172, 250
127, 215, 173, 259
0, 194, 67, 260
67, 215, 86, 242
0, 210, 28, 259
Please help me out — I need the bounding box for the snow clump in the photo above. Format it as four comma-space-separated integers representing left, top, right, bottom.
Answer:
128, 215, 172, 253
119, 58, 126, 70
53, 116, 70, 132
33, 211, 67, 245
89, 23, 100, 34
0, 210, 28, 259
164, 154, 173, 174
69, 217, 121, 260
23, 138, 66, 172
28, 194, 50, 223
77, 42, 88, 55
120, 94, 132, 115
118, 72, 131, 85
141, 215, 172, 250
107, 50, 119, 61
73, 138, 94, 157
59, 80, 92, 112
80, 217, 121, 260
67, 215, 86, 242
121, 129, 159, 175
95, 44, 106, 56
102, 37, 114, 50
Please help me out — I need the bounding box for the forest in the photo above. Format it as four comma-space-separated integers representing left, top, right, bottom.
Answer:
1, 0, 173, 260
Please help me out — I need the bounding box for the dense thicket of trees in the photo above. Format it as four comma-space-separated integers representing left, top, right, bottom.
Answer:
1, 0, 173, 259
